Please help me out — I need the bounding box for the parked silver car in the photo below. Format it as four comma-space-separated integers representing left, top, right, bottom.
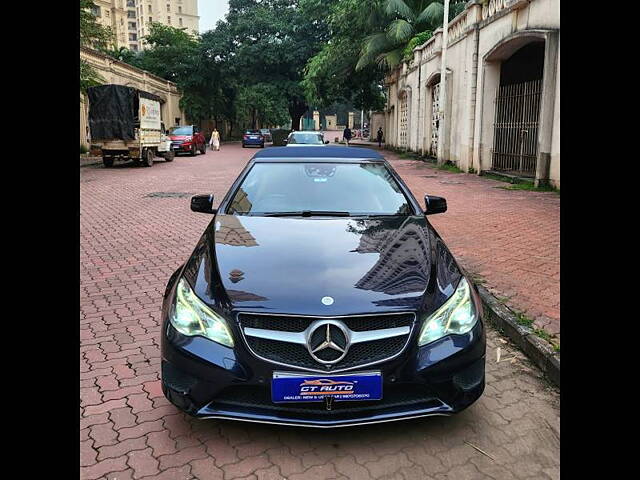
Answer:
259, 129, 272, 142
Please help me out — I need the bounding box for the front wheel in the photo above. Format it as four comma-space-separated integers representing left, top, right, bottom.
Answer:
163, 150, 175, 162
260, 143, 265, 148
102, 156, 114, 168
189, 144, 197, 156
199, 144, 206, 154
143, 148, 154, 167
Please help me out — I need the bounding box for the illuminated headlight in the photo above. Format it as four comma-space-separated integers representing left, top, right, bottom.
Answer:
418, 278, 477, 346
170, 278, 234, 347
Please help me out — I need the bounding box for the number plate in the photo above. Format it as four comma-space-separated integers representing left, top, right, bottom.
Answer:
272, 371, 382, 403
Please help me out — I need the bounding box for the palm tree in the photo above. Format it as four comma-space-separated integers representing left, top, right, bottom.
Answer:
356, 0, 467, 72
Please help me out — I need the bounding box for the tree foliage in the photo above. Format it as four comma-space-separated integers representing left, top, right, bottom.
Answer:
303, 0, 466, 111
79, 0, 112, 95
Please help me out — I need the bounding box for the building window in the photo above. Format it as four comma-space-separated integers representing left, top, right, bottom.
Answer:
167, 4, 170, 12
105, 10, 110, 17
91, 6, 101, 17
149, 16, 152, 23
129, 33, 137, 41
148, 5, 152, 13
178, 6, 182, 13
128, 22, 137, 29
175, 118, 181, 126
167, 16, 171, 24
127, 10, 135, 18
179, 17, 183, 26
127, 0, 135, 7
130, 44, 138, 51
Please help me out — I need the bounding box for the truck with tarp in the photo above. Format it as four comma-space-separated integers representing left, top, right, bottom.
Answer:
87, 84, 175, 168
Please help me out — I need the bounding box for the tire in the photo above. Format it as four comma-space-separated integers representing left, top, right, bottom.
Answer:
132, 158, 141, 165
164, 150, 175, 162
199, 144, 206, 154
242, 144, 246, 148
260, 143, 265, 148
102, 156, 114, 168
143, 148, 154, 167
190, 144, 197, 156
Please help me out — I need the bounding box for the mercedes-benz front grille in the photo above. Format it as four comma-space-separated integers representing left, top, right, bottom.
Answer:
239, 312, 415, 371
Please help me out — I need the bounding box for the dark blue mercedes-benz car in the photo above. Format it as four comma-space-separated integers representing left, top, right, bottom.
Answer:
161, 146, 485, 427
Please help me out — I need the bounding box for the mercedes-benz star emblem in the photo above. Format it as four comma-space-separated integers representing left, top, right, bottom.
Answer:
321, 296, 334, 305
306, 321, 350, 365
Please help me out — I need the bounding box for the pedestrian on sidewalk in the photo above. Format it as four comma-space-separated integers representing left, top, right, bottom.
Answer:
343, 126, 352, 146
377, 127, 384, 148
209, 128, 220, 151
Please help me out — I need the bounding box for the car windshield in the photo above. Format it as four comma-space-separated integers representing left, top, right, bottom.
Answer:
260, 129, 269, 133
288, 133, 324, 145
227, 162, 412, 216
245, 130, 261, 134
170, 126, 192, 135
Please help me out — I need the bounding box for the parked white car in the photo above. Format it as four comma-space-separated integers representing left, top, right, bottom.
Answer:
285, 131, 330, 146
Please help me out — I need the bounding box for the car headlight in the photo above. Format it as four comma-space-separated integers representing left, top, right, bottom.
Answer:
170, 278, 234, 347
418, 277, 477, 346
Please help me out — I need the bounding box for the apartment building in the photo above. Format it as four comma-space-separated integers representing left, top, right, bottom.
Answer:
135, 0, 199, 50
90, 0, 199, 52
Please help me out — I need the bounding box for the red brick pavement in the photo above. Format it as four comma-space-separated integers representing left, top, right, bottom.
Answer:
80, 143, 559, 480
386, 155, 560, 338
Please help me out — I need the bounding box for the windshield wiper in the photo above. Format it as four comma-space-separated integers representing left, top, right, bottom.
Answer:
262, 210, 351, 217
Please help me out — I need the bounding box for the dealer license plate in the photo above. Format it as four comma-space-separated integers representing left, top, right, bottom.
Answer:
272, 371, 382, 403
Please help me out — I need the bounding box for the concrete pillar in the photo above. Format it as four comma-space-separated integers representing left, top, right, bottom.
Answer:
313, 110, 320, 130
478, 61, 500, 172
535, 32, 559, 187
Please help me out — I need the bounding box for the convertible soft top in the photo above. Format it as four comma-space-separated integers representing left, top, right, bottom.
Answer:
252, 146, 384, 160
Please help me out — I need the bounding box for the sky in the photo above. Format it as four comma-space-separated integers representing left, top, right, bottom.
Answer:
199, 0, 230, 34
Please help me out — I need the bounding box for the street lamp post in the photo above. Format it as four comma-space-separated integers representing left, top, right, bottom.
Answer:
436, 0, 450, 165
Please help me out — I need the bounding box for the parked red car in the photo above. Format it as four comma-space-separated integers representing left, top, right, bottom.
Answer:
169, 125, 207, 156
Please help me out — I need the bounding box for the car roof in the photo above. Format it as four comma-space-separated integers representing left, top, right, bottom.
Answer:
252, 146, 384, 161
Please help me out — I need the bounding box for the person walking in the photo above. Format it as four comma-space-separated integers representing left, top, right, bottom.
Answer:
209, 128, 220, 151
376, 127, 384, 148
343, 126, 352, 146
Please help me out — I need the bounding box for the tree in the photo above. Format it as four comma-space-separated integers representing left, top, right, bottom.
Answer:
222, 0, 332, 130
356, 0, 467, 71
302, 0, 386, 111
236, 84, 290, 128
79, 0, 114, 94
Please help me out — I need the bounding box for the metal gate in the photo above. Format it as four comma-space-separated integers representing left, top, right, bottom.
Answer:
491, 79, 542, 176
399, 93, 408, 148
430, 83, 440, 156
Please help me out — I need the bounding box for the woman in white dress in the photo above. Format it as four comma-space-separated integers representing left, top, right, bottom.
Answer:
209, 128, 220, 151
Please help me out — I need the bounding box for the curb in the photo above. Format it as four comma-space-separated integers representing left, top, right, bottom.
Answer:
80, 156, 102, 168
475, 283, 560, 387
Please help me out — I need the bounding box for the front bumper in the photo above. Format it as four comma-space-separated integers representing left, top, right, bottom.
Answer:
161, 315, 485, 427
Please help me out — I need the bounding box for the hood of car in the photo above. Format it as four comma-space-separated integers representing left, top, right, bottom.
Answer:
183, 214, 462, 316
170, 135, 191, 141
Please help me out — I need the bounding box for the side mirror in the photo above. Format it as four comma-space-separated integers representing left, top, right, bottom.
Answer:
191, 194, 216, 214
424, 195, 447, 215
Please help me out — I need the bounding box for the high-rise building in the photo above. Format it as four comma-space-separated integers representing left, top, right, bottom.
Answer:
89, 0, 199, 52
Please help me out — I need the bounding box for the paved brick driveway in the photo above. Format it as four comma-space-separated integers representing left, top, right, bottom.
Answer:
80, 143, 559, 479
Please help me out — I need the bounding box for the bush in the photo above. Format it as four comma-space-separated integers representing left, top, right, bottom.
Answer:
80, 144, 88, 154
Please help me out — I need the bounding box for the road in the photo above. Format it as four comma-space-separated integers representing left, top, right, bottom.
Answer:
80, 142, 560, 480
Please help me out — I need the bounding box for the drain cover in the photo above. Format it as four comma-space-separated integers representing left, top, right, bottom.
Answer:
439, 181, 465, 185
145, 192, 192, 198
